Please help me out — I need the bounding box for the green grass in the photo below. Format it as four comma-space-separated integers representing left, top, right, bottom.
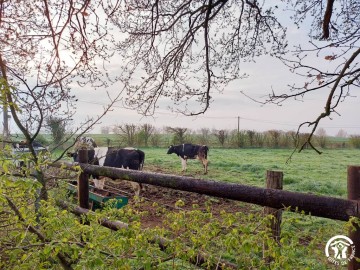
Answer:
143, 147, 360, 198
144, 148, 357, 224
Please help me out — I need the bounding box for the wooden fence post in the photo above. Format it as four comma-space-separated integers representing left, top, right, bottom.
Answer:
348, 166, 360, 270
78, 149, 89, 209
263, 170, 283, 263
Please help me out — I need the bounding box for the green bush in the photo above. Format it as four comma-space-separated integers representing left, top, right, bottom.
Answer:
349, 135, 360, 149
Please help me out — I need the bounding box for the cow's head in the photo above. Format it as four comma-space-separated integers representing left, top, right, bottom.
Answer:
167, 145, 175, 154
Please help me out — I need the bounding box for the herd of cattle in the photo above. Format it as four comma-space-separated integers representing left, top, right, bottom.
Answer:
67, 137, 209, 196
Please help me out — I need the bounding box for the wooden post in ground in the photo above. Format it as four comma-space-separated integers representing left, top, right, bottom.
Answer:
78, 149, 89, 209
263, 170, 283, 263
347, 166, 360, 270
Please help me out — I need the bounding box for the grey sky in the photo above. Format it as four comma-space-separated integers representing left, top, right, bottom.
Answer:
72, 50, 360, 136
71, 17, 359, 137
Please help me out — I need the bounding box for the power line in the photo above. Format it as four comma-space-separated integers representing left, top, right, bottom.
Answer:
76, 99, 360, 130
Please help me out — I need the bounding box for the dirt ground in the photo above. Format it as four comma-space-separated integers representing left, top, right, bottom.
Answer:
52, 165, 257, 229
102, 180, 255, 229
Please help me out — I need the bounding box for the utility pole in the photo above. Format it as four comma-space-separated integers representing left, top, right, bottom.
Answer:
237, 116, 240, 148
2, 104, 9, 148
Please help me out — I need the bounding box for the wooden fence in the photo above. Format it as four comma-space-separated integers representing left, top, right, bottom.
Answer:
56, 150, 360, 269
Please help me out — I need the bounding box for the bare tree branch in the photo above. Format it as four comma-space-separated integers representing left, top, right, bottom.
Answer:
112, 0, 286, 115
322, 0, 335, 39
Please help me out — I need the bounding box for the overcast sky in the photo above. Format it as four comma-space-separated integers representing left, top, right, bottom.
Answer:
71, 51, 359, 137
71, 37, 359, 137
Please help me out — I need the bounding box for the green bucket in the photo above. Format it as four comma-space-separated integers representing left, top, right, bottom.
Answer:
67, 182, 128, 210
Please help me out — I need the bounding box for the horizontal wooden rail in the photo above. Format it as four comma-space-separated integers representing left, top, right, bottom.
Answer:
54, 161, 360, 221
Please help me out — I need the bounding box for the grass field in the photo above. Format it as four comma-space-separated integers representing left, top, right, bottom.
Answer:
142, 147, 360, 198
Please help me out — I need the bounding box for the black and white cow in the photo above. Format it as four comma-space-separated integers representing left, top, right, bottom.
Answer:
167, 143, 209, 174
68, 147, 145, 196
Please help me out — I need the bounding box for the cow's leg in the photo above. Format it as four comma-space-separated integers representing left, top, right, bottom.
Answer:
93, 178, 100, 188
202, 159, 209, 174
130, 182, 141, 196
181, 158, 187, 172
98, 178, 105, 189
93, 177, 105, 189
122, 165, 143, 196
197, 156, 208, 174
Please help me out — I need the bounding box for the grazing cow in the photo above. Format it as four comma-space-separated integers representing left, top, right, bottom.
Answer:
74, 136, 97, 150
167, 143, 209, 174
68, 147, 145, 196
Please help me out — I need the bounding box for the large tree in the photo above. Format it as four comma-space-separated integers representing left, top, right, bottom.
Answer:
166, 127, 189, 144
46, 117, 68, 146
139, 123, 155, 147
113, 123, 138, 146
111, 0, 359, 152
0, 0, 115, 138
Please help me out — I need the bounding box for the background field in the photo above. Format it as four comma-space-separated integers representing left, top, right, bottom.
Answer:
141, 147, 360, 198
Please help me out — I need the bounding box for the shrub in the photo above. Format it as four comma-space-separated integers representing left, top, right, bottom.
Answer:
349, 135, 360, 149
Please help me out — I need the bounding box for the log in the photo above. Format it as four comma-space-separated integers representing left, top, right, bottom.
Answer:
53, 161, 360, 221
56, 200, 129, 230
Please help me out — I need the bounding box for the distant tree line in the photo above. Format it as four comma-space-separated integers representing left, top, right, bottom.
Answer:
84, 124, 357, 149
10, 122, 359, 150
16, 122, 358, 150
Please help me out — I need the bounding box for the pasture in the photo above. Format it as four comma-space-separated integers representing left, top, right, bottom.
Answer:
143, 147, 358, 198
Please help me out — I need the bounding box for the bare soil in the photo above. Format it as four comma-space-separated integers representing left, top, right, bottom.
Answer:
103, 180, 255, 229
52, 166, 257, 229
